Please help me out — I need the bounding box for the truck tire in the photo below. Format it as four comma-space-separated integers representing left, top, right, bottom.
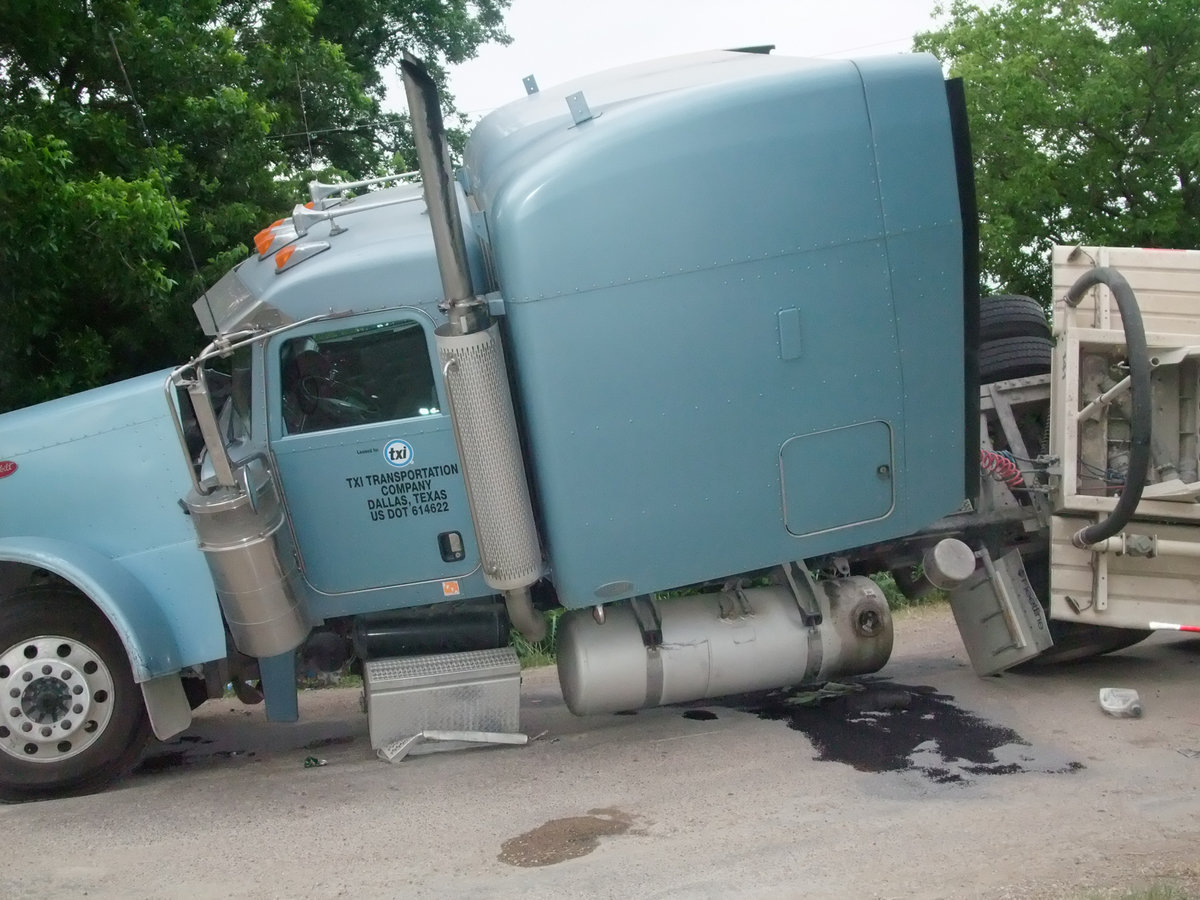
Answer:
978, 335, 1053, 382
0, 586, 151, 801
980, 294, 1050, 342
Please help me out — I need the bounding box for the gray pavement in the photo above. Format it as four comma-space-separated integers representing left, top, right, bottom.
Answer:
4, 605, 1198, 899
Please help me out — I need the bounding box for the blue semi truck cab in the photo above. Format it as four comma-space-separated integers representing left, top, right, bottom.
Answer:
0, 48, 983, 798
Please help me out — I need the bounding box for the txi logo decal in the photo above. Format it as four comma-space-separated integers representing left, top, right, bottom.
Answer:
383, 439, 414, 468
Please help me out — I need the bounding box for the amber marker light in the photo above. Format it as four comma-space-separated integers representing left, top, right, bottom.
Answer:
275, 245, 297, 269
253, 219, 285, 255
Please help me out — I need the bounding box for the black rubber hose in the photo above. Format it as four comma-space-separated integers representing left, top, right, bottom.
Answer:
1065, 267, 1151, 547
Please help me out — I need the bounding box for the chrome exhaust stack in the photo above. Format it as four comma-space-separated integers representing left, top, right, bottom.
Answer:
400, 51, 476, 308
400, 53, 546, 641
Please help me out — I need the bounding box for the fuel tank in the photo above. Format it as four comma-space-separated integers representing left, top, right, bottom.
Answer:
556, 575, 893, 715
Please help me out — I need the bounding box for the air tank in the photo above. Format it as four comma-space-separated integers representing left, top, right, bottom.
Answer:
185, 466, 310, 658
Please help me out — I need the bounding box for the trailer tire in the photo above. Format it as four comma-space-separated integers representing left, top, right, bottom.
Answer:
0, 586, 151, 802
980, 294, 1050, 342
979, 336, 1054, 382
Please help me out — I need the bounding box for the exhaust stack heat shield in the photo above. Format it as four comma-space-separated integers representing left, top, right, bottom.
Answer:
436, 323, 542, 592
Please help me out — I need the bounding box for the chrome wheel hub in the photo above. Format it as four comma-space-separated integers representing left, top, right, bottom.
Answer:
0, 636, 114, 763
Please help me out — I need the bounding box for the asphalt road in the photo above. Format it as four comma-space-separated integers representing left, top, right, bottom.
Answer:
5, 605, 1199, 900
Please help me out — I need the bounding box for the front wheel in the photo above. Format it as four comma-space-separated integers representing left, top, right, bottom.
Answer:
0, 586, 151, 802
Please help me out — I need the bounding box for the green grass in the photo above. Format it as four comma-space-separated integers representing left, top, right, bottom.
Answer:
297, 671, 362, 690
510, 608, 562, 668
869, 571, 948, 610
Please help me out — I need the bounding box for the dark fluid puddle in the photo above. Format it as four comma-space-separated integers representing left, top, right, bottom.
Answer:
498, 808, 635, 868
682, 709, 718, 721
136, 751, 189, 774
136, 736, 253, 774
736, 680, 1083, 784
304, 735, 355, 750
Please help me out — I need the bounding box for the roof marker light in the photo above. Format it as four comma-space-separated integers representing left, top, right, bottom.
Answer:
253, 219, 286, 255
274, 245, 297, 269
273, 241, 331, 274
255, 220, 299, 259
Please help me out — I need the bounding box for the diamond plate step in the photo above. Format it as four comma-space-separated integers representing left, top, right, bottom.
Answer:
363, 647, 522, 751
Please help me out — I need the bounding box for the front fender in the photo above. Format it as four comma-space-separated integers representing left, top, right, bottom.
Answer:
0, 536, 183, 682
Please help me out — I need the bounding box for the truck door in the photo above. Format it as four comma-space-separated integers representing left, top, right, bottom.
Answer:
267, 309, 478, 594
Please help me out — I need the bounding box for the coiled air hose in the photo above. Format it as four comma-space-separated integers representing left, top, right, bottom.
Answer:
980, 449, 1024, 487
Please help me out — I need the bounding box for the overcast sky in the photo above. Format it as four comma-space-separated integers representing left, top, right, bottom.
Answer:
433, 0, 950, 118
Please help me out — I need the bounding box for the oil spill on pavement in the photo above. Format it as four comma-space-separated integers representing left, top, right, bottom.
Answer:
304, 735, 355, 750
135, 733, 216, 772
737, 681, 1083, 784
498, 808, 636, 867
682, 709, 718, 721
136, 751, 188, 773
136, 739, 255, 774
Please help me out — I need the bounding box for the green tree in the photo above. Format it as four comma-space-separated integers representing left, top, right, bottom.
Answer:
916, 0, 1200, 300
0, 125, 179, 409
0, 0, 508, 412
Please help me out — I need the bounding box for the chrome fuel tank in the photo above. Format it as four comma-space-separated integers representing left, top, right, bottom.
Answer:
557, 576, 893, 716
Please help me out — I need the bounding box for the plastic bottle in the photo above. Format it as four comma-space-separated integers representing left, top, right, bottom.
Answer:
1099, 687, 1143, 718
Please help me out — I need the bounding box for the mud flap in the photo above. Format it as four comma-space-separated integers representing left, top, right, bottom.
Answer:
949, 548, 1054, 675
140, 673, 192, 740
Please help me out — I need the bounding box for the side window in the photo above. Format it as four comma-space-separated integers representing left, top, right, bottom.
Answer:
228, 344, 254, 440
280, 319, 439, 435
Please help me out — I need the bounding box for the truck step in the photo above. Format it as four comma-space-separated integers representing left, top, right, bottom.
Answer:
363, 646, 523, 755
949, 548, 1054, 675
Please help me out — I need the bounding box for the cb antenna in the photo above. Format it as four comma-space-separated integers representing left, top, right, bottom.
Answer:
296, 63, 315, 169
107, 30, 216, 331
